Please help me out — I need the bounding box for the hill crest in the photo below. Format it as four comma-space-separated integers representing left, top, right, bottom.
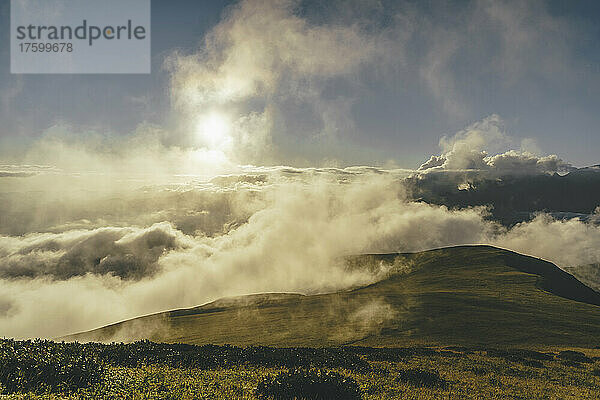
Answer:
63, 245, 600, 348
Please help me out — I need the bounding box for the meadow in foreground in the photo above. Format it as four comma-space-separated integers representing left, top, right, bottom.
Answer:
1, 339, 599, 399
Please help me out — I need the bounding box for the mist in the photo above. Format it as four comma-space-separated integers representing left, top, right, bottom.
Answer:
1, 157, 599, 338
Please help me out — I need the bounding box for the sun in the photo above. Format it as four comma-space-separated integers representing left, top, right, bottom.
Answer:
195, 112, 232, 149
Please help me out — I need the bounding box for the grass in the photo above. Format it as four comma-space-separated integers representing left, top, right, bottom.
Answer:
1, 340, 600, 399
65, 245, 600, 349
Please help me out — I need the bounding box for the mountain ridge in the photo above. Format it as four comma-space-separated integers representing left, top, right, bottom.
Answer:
63, 245, 600, 348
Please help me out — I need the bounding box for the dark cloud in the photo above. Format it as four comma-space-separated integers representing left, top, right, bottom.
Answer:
1, 223, 188, 281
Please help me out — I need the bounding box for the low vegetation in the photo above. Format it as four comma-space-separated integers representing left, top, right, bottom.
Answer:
0, 340, 102, 394
395, 368, 448, 389
1, 339, 599, 399
255, 369, 362, 400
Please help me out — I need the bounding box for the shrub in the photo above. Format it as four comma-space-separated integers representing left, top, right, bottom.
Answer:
255, 369, 362, 400
396, 368, 449, 389
558, 351, 593, 363
352, 346, 438, 362
561, 360, 582, 368
514, 358, 544, 368
468, 366, 488, 376
0, 340, 103, 394
486, 349, 553, 361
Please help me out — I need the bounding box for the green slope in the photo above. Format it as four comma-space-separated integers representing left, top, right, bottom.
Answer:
64, 245, 600, 348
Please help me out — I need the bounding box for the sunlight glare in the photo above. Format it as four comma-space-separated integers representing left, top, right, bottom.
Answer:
195, 112, 232, 149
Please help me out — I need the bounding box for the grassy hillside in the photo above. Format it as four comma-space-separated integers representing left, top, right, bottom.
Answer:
65, 245, 600, 348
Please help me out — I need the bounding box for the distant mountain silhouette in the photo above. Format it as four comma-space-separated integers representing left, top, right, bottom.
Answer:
407, 166, 600, 226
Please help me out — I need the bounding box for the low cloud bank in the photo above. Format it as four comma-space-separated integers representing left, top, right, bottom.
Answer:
0, 223, 190, 280
418, 115, 573, 175
0, 167, 599, 339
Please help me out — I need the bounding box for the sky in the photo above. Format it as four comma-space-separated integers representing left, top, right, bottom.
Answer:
0, 0, 599, 168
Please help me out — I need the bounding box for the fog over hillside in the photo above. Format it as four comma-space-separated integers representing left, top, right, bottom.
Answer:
1, 118, 599, 338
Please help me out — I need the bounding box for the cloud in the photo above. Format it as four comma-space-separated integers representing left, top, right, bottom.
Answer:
2, 0, 592, 171
5, 0, 586, 169
0, 172, 36, 178
20, 124, 237, 178
1, 162, 599, 340
418, 115, 573, 175
0, 169, 485, 338
0, 223, 190, 280
485, 151, 571, 175
416, 0, 576, 118
165, 0, 402, 165
494, 214, 600, 277
0, 164, 59, 178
